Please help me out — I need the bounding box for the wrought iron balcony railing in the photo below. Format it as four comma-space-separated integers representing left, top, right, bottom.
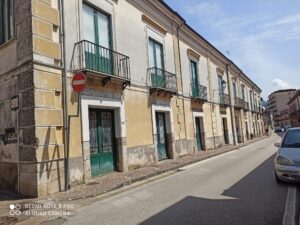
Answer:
71, 40, 130, 81
234, 97, 244, 109
148, 67, 177, 93
191, 83, 208, 101
220, 93, 230, 106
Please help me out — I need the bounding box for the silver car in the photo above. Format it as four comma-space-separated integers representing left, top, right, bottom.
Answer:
274, 127, 300, 183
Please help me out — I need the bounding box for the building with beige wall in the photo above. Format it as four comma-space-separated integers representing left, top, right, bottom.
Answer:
268, 89, 296, 129
0, 0, 264, 197
287, 90, 300, 127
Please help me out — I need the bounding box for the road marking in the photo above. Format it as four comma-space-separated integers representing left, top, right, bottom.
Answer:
283, 186, 297, 225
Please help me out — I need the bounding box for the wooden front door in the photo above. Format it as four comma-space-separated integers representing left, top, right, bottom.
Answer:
156, 112, 168, 160
89, 109, 116, 177
222, 118, 229, 145
195, 117, 204, 151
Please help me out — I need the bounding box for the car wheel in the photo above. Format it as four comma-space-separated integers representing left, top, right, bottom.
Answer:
275, 172, 284, 184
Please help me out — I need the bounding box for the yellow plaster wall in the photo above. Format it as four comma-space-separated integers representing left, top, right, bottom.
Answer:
36, 127, 57, 145
184, 99, 194, 140
171, 97, 186, 140
33, 36, 61, 60
34, 69, 62, 91
125, 88, 153, 148
36, 144, 65, 162
203, 103, 213, 138
35, 109, 62, 126
32, 0, 60, 26
32, 18, 53, 41
35, 89, 55, 108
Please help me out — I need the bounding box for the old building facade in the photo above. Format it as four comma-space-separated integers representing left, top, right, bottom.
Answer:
0, 0, 264, 197
268, 89, 296, 129
288, 90, 300, 127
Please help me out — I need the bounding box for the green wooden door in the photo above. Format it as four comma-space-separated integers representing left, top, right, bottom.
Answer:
156, 112, 168, 160
83, 4, 112, 74
222, 118, 229, 145
89, 109, 116, 177
195, 117, 204, 151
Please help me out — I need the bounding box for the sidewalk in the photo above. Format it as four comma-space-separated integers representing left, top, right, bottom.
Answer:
50, 136, 268, 201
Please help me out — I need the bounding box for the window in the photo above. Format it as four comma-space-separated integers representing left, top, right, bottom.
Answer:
148, 38, 164, 69
0, 0, 14, 45
148, 38, 165, 87
190, 60, 199, 96
83, 3, 111, 49
233, 82, 237, 98
241, 84, 245, 100
190, 60, 198, 84
218, 75, 224, 96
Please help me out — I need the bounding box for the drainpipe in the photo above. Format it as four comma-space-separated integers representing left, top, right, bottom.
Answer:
226, 63, 236, 145
59, 0, 70, 191
175, 21, 187, 148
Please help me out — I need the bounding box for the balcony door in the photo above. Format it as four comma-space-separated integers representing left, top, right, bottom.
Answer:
233, 82, 237, 99
149, 39, 165, 88
241, 85, 245, 101
190, 60, 199, 97
83, 4, 112, 74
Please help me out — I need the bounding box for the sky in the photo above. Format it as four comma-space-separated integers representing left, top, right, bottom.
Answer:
164, 0, 300, 99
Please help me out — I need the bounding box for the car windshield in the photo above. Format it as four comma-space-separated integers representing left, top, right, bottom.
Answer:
282, 130, 300, 148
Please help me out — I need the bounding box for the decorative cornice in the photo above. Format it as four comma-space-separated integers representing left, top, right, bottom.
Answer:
187, 48, 200, 60
142, 14, 167, 35
216, 67, 224, 76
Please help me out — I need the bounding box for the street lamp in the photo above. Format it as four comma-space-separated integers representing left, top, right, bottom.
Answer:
213, 80, 227, 103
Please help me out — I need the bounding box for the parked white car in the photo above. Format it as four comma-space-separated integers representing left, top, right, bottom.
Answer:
274, 127, 300, 183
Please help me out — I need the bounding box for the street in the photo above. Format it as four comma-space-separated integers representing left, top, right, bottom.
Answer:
57, 135, 290, 225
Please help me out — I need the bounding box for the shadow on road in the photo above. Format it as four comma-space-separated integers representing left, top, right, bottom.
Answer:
140, 154, 290, 225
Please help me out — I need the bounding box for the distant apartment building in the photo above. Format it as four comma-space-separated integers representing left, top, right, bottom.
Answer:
287, 90, 300, 127
262, 100, 274, 135
0, 0, 264, 197
268, 89, 296, 128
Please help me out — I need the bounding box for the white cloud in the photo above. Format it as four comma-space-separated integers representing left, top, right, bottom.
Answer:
272, 79, 291, 89
172, 0, 300, 98
257, 14, 300, 41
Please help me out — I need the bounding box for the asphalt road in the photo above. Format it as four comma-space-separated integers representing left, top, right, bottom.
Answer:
62, 135, 289, 225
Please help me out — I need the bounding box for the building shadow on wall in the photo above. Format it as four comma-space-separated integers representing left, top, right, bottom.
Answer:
140, 155, 290, 225
39, 127, 64, 192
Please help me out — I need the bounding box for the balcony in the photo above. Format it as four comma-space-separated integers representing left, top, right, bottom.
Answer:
71, 40, 130, 88
190, 83, 208, 102
148, 67, 177, 96
244, 102, 250, 111
252, 106, 259, 113
234, 97, 244, 109
219, 93, 230, 106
